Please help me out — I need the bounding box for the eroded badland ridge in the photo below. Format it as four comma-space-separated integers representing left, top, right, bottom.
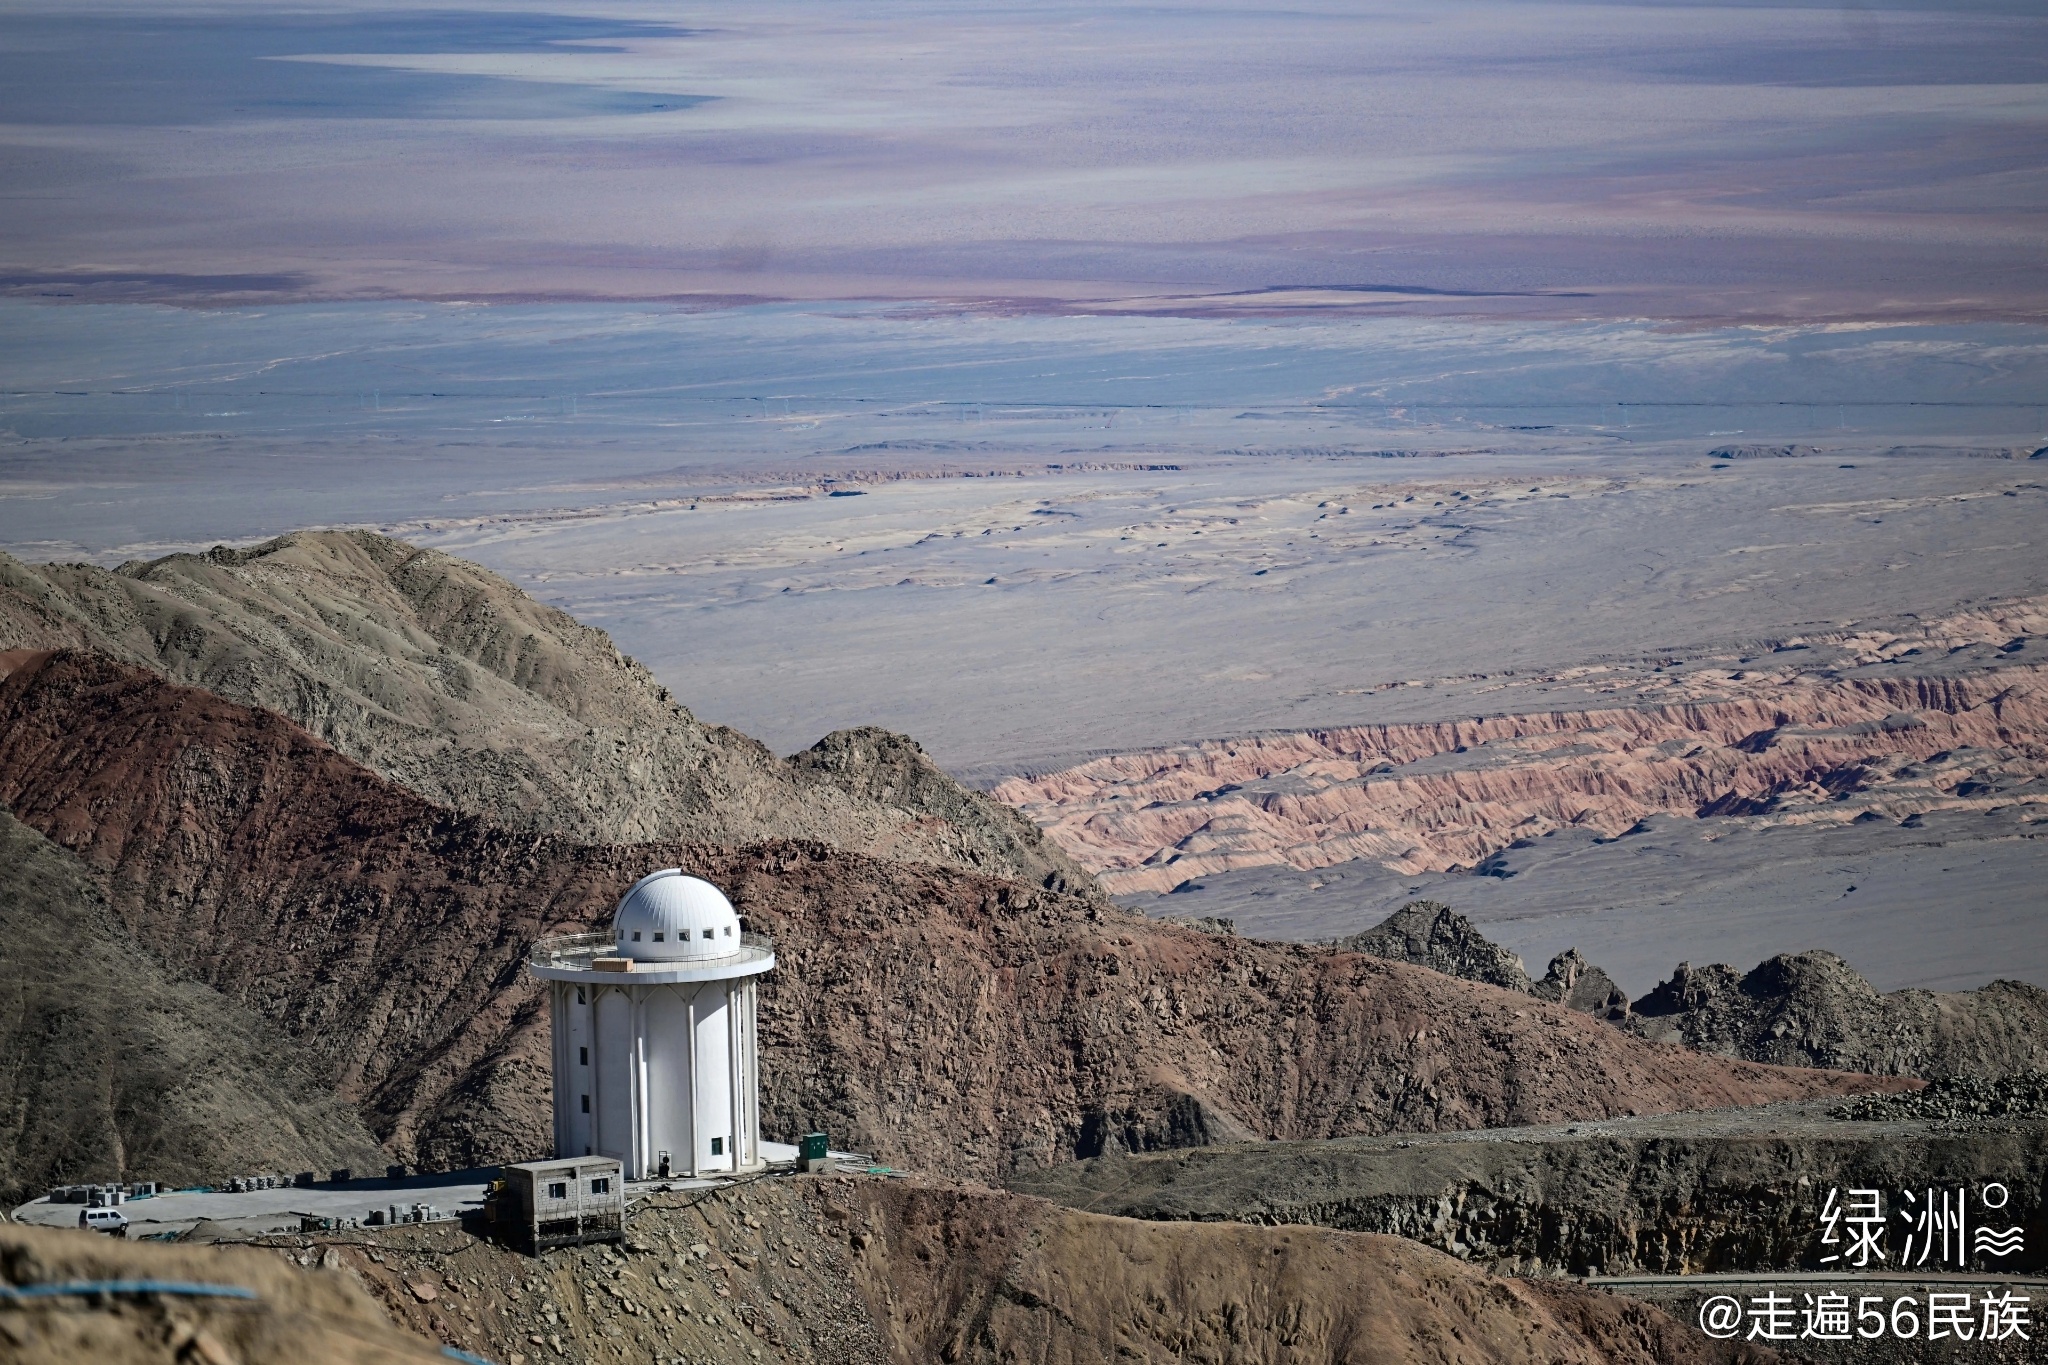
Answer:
996, 594, 2048, 894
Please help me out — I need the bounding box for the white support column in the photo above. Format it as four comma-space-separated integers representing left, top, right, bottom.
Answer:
587, 985, 602, 1159
631, 988, 649, 1180
550, 982, 569, 1158
747, 980, 761, 1167
729, 982, 745, 1178
685, 988, 701, 1178
733, 980, 746, 1167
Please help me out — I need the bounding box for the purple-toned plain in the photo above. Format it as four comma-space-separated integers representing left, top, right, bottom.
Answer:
0, 0, 2043, 320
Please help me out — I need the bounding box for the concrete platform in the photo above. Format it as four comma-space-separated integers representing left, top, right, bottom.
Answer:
8, 1142, 824, 1239
11, 1170, 497, 1238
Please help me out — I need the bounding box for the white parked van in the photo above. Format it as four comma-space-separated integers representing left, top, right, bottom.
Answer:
79, 1206, 129, 1236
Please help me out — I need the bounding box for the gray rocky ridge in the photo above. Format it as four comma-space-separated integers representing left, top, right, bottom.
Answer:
0, 531, 1088, 890
1629, 951, 2048, 1080
1531, 947, 1631, 1021
1832, 1070, 2048, 1122
1338, 900, 1534, 993
1341, 902, 1631, 1021
1340, 902, 2048, 1078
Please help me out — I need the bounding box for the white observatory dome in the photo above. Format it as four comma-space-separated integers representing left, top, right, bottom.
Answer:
613, 870, 742, 962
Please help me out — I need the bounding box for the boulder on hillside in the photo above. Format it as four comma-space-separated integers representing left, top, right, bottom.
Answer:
1532, 948, 1631, 1021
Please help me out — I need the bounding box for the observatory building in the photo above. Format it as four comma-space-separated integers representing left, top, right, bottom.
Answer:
528, 871, 774, 1179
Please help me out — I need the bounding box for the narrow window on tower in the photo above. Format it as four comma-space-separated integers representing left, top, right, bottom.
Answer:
581, 1094, 590, 1113
710, 1137, 724, 1156
576, 987, 585, 1005
654, 932, 664, 941
702, 928, 714, 940
579, 1046, 588, 1066
632, 930, 642, 941
723, 926, 732, 936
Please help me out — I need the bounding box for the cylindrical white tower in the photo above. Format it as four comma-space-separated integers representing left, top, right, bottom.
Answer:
528, 871, 774, 1179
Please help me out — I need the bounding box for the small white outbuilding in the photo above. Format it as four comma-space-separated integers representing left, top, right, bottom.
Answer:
528, 870, 774, 1179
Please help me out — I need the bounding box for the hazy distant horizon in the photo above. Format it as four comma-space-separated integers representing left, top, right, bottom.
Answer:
2, 0, 2044, 322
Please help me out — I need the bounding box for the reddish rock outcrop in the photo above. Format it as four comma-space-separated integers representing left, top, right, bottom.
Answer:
0, 650, 1897, 1177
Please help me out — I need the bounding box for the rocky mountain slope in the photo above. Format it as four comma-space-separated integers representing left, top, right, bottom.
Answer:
0, 648, 1884, 1181
0, 807, 382, 1206
1627, 951, 2048, 1079
994, 594, 2048, 894
1344, 899, 2048, 1081
0, 1220, 453, 1365
191, 1171, 1770, 1365
1011, 1101, 2048, 1277
828, 1179, 1766, 1365
0, 532, 1085, 889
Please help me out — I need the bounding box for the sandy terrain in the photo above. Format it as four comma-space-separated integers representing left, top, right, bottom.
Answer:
453, 448, 2045, 993
412, 451, 2048, 767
